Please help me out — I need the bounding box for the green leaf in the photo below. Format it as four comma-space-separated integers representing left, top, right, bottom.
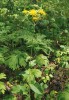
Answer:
32, 69, 42, 78
0, 81, 6, 94
19, 56, 26, 67
29, 60, 36, 67
3, 95, 17, 100
0, 73, 6, 79
12, 84, 29, 95
5, 54, 18, 70
57, 91, 69, 100
12, 85, 22, 93
29, 84, 42, 94
36, 54, 49, 67
0, 53, 4, 64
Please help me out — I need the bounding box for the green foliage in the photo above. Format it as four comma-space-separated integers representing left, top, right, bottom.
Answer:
12, 84, 28, 94
22, 69, 42, 83
57, 91, 69, 100
57, 84, 69, 100
0, 73, 6, 94
0, 0, 69, 99
0, 82, 6, 94
36, 54, 49, 67
6, 54, 19, 70
0, 53, 4, 64
54, 45, 69, 68
5, 51, 29, 70
3, 95, 17, 100
29, 83, 42, 94
0, 73, 6, 79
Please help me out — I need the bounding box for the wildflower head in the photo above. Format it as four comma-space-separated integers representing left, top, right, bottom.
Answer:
32, 17, 39, 21
22, 9, 29, 14
38, 9, 46, 15
29, 9, 37, 16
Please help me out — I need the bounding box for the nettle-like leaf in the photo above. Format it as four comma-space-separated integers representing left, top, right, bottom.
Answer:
0, 73, 6, 94
18, 52, 30, 67
12, 84, 29, 95
32, 69, 42, 78
5, 54, 18, 70
0, 73, 6, 79
22, 69, 42, 83
24, 33, 52, 55
36, 54, 49, 67
12, 85, 22, 94
19, 56, 26, 67
23, 70, 36, 83
0, 81, 6, 94
5, 51, 29, 70
0, 46, 9, 54
29, 60, 36, 67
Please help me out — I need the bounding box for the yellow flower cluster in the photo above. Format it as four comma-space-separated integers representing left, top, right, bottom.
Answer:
32, 17, 39, 21
22, 9, 46, 21
29, 9, 37, 16
22, 10, 29, 14
38, 9, 46, 15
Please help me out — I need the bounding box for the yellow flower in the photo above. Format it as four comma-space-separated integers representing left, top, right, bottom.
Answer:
22, 9, 29, 14
32, 17, 39, 21
38, 9, 46, 15
29, 9, 37, 16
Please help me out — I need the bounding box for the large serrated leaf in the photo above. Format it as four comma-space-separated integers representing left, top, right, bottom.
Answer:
6, 54, 18, 70
19, 56, 26, 67
12, 85, 22, 93
36, 54, 49, 67
0, 81, 6, 94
